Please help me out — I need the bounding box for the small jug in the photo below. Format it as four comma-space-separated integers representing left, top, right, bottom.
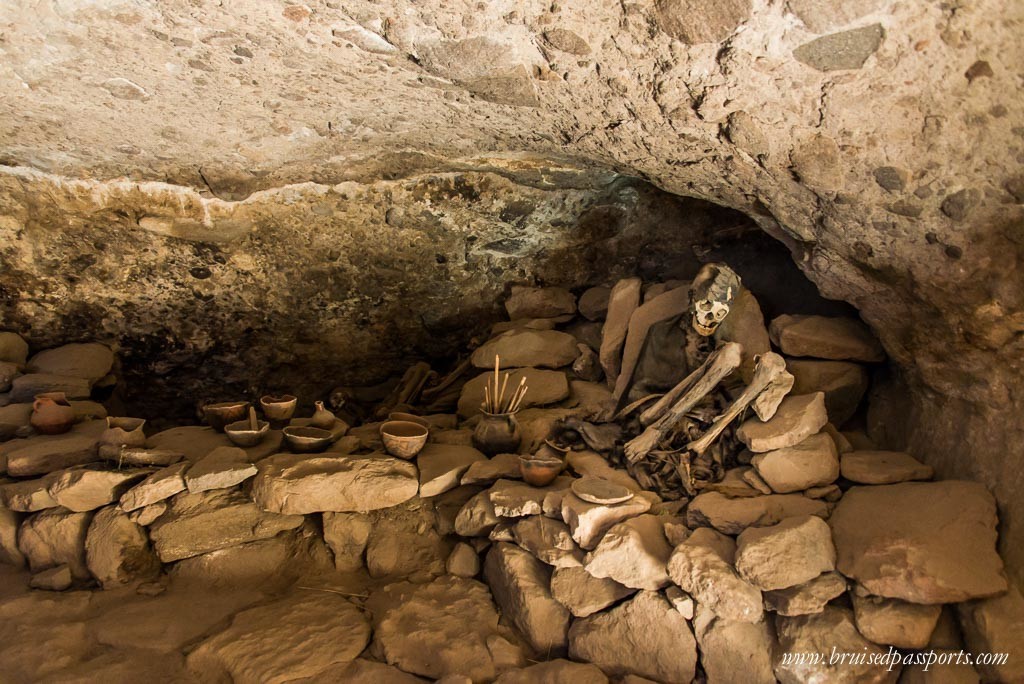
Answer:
309, 401, 336, 430
30, 392, 76, 435
472, 411, 522, 456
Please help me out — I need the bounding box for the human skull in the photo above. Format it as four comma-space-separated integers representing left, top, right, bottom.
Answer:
689, 263, 742, 337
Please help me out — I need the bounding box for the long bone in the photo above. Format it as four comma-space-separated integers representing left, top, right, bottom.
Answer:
687, 351, 787, 456
624, 342, 743, 463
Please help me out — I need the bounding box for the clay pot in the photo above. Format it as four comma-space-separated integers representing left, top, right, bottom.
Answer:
380, 420, 429, 459
225, 418, 270, 447
260, 394, 297, 429
203, 401, 249, 432
30, 392, 75, 435
519, 455, 564, 487
282, 426, 333, 453
309, 401, 337, 430
472, 412, 521, 456
388, 411, 429, 428
100, 417, 147, 449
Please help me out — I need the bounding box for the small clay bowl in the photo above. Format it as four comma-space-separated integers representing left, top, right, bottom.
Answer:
380, 420, 429, 459
283, 426, 333, 453
519, 455, 564, 487
387, 412, 429, 429
260, 394, 297, 428
571, 477, 634, 505
203, 401, 250, 432
225, 418, 270, 447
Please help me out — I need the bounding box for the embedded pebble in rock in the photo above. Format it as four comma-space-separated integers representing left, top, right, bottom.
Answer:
417, 443, 487, 497
119, 461, 188, 511
0, 506, 25, 566
1, 474, 59, 512
667, 528, 764, 623
665, 586, 695, 619
511, 515, 584, 567
470, 330, 579, 369
764, 572, 848, 616
693, 602, 776, 684
184, 447, 257, 493
735, 516, 837, 591
840, 450, 934, 485
578, 286, 611, 321
561, 491, 652, 549
484, 542, 570, 653
187, 592, 371, 684
84, 505, 160, 588
852, 593, 942, 649
252, 453, 419, 514
127, 501, 166, 526
505, 286, 576, 320
774, 607, 900, 683
488, 477, 572, 518
830, 481, 1007, 603
18, 508, 93, 579
29, 564, 73, 591
10, 373, 92, 402
27, 343, 114, 382
550, 565, 635, 617
149, 488, 304, 562
769, 315, 885, 363
793, 24, 885, 72
460, 453, 522, 485
599, 277, 642, 385
457, 369, 570, 418
5, 435, 100, 477
956, 587, 1024, 683
750, 432, 839, 494
737, 393, 828, 453
568, 590, 698, 683
454, 490, 501, 537
446, 541, 480, 577
322, 511, 372, 572
785, 359, 869, 426
0, 332, 29, 365
494, 659, 609, 684
48, 466, 153, 512
583, 514, 671, 590
686, 491, 828, 535
367, 576, 504, 681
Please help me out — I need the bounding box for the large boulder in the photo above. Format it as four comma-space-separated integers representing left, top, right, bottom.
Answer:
471, 329, 578, 369
839, 450, 933, 485
568, 590, 698, 683
750, 432, 839, 493
667, 527, 764, 623
149, 489, 304, 562
737, 393, 828, 453
187, 591, 371, 683
458, 368, 570, 418
693, 603, 776, 684
484, 542, 570, 654
773, 607, 900, 683
251, 453, 419, 514
17, 507, 93, 579
583, 514, 672, 590
505, 286, 576, 320
785, 359, 868, 426
769, 315, 885, 362
830, 481, 1007, 603
852, 593, 941, 649
549, 566, 636, 617
735, 516, 836, 591
956, 587, 1024, 683
367, 576, 506, 681
686, 491, 828, 535
5, 435, 100, 477
27, 343, 114, 382
84, 505, 160, 588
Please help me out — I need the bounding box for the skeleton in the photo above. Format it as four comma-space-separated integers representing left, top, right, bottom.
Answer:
612, 263, 794, 499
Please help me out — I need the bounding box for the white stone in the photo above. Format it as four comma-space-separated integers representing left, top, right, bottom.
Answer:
584, 514, 671, 590
48, 466, 152, 512
737, 392, 828, 452
751, 432, 839, 493
184, 446, 257, 493
561, 491, 652, 549
774, 607, 900, 683
119, 461, 189, 511
764, 572, 848, 616
666, 528, 764, 623
735, 515, 836, 590
693, 602, 776, 684
454, 490, 501, 537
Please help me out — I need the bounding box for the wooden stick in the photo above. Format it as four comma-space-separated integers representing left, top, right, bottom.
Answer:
497, 372, 510, 414
509, 383, 528, 413
484, 384, 491, 413
494, 354, 500, 413
507, 377, 526, 413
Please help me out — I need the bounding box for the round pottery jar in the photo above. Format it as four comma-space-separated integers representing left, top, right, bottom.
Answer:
309, 401, 337, 430
380, 420, 429, 459
472, 412, 521, 456
30, 392, 76, 435
260, 394, 297, 428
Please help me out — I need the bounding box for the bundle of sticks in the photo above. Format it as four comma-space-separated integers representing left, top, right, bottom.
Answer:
481, 354, 529, 415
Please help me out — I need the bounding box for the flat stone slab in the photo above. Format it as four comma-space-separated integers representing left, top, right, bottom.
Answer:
852, 594, 942, 649
830, 481, 1007, 603
1, 473, 60, 512
187, 591, 371, 683
550, 565, 635, 618
770, 314, 885, 362
27, 343, 114, 381
764, 571, 848, 616
149, 488, 304, 562
417, 443, 486, 497
461, 453, 522, 485
184, 446, 257, 493
686, 491, 829, 535
458, 368, 570, 418
471, 329, 578, 369
750, 432, 839, 493
146, 425, 282, 463
484, 542, 570, 654
505, 286, 576, 320
119, 461, 189, 511
840, 450, 933, 485
561, 491, 652, 550
5, 434, 100, 477
10, 373, 92, 402
48, 466, 152, 512
252, 453, 419, 514
737, 392, 828, 453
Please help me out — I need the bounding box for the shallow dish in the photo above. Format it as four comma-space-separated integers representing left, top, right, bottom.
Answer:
283, 426, 334, 453
225, 418, 270, 447
571, 477, 634, 505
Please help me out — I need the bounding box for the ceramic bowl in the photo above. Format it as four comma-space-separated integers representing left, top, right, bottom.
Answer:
225, 418, 270, 447
282, 426, 334, 453
380, 420, 429, 459
387, 412, 429, 428
202, 401, 250, 432
519, 455, 564, 487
